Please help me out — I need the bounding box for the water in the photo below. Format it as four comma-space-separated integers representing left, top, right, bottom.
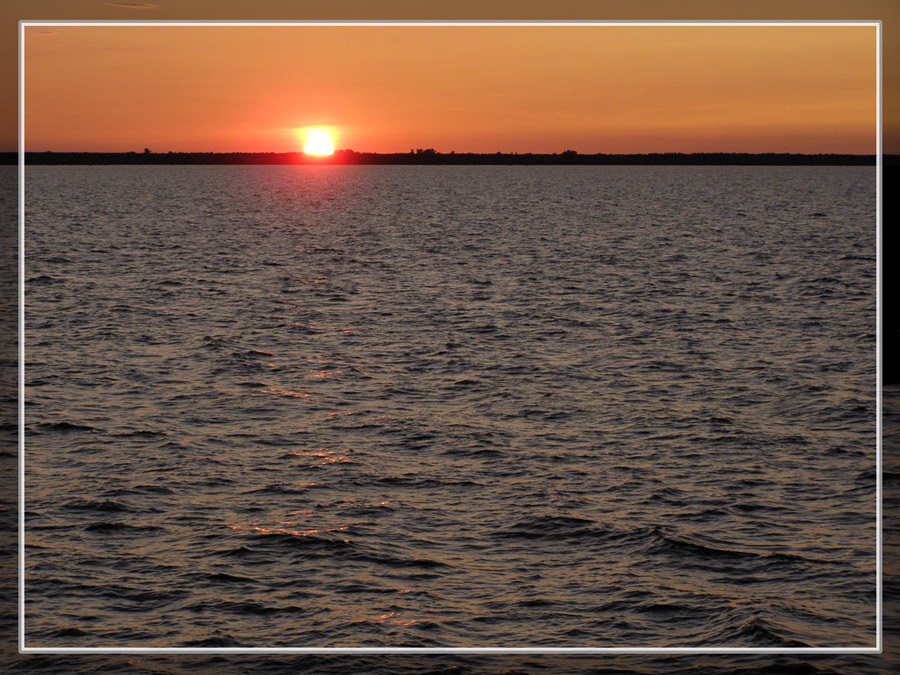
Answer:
20, 165, 877, 651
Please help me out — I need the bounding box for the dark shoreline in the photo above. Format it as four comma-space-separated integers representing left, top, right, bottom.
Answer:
4, 151, 885, 166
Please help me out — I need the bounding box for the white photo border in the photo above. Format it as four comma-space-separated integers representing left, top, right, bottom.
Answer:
18, 19, 883, 655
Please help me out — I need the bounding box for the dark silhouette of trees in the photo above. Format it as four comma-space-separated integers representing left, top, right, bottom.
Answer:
10, 151, 880, 166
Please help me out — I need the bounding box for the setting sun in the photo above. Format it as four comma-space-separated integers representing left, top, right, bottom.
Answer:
303, 130, 334, 156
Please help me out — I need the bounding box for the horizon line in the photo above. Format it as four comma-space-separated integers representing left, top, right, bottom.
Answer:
6, 149, 886, 166
9, 150, 881, 155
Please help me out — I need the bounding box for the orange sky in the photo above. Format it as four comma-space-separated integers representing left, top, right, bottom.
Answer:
23, 25, 877, 154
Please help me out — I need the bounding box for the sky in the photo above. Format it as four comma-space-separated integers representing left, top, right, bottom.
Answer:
19, 23, 879, 154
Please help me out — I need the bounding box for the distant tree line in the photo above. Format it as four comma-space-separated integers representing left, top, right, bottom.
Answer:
5, 150, 882, 166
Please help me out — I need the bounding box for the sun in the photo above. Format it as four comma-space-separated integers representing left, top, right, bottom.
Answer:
303, 130, 335, 156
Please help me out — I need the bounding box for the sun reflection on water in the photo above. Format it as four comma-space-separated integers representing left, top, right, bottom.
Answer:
289, 449, 353, 466
305, 370, 343, 380
225, 523, 348, 538
257, 388, 312, 398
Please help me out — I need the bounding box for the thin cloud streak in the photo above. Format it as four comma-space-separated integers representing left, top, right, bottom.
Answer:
104, 2, 160, 9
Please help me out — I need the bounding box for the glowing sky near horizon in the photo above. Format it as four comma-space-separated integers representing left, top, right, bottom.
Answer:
23, 25, 876, 154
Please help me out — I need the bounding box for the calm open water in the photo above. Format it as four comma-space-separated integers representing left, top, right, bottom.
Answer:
19, 165, 878, 654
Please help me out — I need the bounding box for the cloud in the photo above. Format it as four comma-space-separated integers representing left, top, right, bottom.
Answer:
104, 2, 160, 9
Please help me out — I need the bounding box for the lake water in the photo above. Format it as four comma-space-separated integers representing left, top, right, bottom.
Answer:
20, 165, 877, 651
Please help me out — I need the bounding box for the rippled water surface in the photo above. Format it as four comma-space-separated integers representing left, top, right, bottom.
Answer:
22, 165, 876, 649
